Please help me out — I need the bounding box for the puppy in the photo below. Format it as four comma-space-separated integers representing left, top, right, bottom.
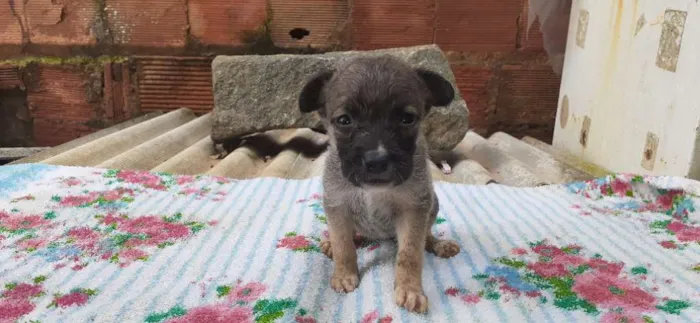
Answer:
298, 55, 461, 313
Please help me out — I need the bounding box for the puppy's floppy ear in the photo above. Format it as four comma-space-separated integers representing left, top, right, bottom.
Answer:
299, 70, 334, 114
415, 68, 455, 108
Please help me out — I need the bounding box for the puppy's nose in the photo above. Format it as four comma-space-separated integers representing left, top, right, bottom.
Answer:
362, 150, 390, 174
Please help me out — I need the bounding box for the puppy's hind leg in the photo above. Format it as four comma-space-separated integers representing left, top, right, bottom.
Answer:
425, 232, 460, 258
425, 197, 460, 258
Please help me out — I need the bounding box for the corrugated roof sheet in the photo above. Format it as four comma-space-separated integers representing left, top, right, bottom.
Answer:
9, 108, 602, 186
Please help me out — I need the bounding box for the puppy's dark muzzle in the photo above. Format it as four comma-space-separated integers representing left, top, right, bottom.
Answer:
361, 149, 393, 183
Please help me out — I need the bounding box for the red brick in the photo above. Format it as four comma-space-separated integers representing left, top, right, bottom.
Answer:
188, 0, 268, 46
0, 1, 25, 55
521, 20, 545, 50
492, 64, 561, 141
520, 0, 544, 50
33, 118, 95, 146
28, 65, 104, 146
435, 0, 521, 52
26, 0, 97, 46
27, 65, 98, 123
269, 0, 349, 49
351, 0, 435, 50
451, 65, 494, 134
105, 0, 188, 48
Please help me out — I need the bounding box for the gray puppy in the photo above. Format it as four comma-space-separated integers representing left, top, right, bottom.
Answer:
298, 55, 461, 313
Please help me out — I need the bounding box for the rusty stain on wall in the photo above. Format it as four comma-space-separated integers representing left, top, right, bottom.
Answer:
599, 0, 625, 94
656, 9, 687, 72
560, 95, 569, 129
635, 14, 646, 36
609, 0, 623, 62
576, 9, 590, 48
641, 131, 659, 170
579, 115, 591, 147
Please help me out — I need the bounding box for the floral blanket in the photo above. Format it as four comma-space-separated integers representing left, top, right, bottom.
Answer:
0, 164, 698, 323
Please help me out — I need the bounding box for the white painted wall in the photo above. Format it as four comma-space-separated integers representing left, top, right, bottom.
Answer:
553, 0, 700, 178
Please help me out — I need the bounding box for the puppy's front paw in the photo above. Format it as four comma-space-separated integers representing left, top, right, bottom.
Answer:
394, 285, 428, 313
331, 271, 359, 293
320, 240, 333, 259
431, 239, 460, 258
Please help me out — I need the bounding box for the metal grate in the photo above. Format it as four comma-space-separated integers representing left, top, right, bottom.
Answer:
135, 56, 214, 114
0, 66, 22, 89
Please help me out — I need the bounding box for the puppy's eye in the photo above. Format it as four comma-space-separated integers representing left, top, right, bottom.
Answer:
335, 115, 352, 126
399, 113, 416, 125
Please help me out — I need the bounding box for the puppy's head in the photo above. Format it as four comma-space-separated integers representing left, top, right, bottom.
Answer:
298, 56, 455, 187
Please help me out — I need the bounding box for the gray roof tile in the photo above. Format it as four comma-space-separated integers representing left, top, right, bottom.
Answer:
9, 108, 602, 186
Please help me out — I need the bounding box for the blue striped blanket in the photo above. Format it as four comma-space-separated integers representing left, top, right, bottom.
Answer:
0, 164, 698, 323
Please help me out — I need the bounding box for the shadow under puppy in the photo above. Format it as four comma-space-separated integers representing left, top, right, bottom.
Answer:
298, 55, 461, 313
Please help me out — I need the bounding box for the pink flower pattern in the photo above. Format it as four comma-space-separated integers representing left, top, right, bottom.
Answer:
40, 212, 211, 268
0, 276, 97, 321
360, 309, 393, 323
572, 271, 657, 313
4, 166, 700, 322
1, 169, 230, 271
228, 282, 267, 303
0, 168, 237, 320
0, 212, 48, 233
277, 234, 315, 251
2, 209, 211, 269
51, 289, 96, 308
566, 174, 700, 248
147, 281, 306, 323
166, 304, 253, 323
446, 240, 691, 322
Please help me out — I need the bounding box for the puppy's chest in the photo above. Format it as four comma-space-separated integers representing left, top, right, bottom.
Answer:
348, 190, 398, 240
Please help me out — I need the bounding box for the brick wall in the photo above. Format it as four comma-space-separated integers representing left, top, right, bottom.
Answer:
0, 0, 563, 146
